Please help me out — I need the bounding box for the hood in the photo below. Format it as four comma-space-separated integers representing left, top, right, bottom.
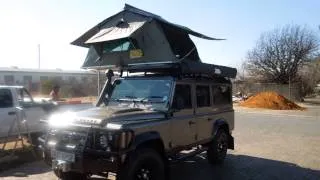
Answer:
71, 107, 166, 127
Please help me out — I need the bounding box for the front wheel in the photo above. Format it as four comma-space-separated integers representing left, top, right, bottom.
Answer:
118, 148, 165, 180
207, 129, 229, 164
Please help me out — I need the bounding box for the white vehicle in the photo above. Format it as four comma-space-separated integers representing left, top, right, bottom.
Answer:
0, 86, 56, 143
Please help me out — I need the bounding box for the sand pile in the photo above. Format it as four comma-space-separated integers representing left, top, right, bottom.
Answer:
240, 91, 305, 110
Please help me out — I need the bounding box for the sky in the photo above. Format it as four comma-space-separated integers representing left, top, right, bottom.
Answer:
0, 0, 319, 70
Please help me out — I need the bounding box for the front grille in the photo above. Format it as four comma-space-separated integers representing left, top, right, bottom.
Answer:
47, 129, 88, 154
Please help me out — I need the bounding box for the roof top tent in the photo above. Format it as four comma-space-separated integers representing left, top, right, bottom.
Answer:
71, 4, 237, 79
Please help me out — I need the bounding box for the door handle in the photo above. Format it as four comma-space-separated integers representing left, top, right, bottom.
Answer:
8, 111, 16, 115
188, 121, 196, 125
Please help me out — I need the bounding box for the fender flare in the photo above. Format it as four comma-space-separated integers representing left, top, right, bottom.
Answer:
131, 131, 164, 149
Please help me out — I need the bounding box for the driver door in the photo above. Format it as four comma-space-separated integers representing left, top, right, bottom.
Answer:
0, 89, 16, 137
16, 88, 46, 133
170, 83, 197, 148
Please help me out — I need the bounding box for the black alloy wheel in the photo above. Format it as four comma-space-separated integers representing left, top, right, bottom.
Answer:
207, 129, 228, 164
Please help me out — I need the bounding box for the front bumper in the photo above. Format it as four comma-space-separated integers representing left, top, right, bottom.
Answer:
38, 127, 129, 174
40, 146, 122, 174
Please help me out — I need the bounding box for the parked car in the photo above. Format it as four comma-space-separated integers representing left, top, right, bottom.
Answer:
0, 86, 56, 144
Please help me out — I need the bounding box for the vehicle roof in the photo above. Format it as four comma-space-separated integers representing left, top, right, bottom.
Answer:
0, 85, 24, 89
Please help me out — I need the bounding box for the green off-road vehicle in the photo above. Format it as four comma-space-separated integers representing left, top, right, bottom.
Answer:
39, 4, 237, 180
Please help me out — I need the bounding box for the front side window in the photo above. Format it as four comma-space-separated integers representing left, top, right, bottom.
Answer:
172, 84, 192, 110
106, 79, 172, 111
0, 89, 13, 108
16, 88, 33, 104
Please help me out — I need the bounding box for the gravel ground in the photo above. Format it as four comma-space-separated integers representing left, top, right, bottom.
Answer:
0, 105, 319, 180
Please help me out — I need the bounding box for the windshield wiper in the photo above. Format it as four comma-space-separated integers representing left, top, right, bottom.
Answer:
140, 96, 164, 103
110, 96, 165, 104
110, 95, 139, 102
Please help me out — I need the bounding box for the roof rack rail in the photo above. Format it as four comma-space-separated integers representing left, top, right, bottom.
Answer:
120, 60, 237, 79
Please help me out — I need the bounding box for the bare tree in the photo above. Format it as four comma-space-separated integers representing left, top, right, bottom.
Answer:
299, 57, 320, 95
245, 25, 319, 84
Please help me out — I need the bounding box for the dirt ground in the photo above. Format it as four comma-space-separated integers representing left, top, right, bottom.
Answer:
0, 103, 319, 180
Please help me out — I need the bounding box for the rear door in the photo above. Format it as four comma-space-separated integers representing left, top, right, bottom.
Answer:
194, 84, 213, 141
0, 89, 17, 138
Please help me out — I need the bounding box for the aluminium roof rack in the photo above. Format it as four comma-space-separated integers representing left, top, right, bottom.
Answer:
120, 60, 237, 79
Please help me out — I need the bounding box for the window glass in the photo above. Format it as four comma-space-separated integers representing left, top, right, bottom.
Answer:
23, 76, 32, 83
16, 88, 33, 103
0, 89, 13, 108
107, 79, 172, 111
103, 38, 138, 53
4, 75, 14, 85
40, 76, 48, 81
212, 85, 232, 106
196, 85, 210, 107
172, 84, 192, 109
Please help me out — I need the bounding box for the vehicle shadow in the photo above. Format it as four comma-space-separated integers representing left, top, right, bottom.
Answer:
0, 161, 50, 178
170, 154, 320, 180
1, 154, 319, 180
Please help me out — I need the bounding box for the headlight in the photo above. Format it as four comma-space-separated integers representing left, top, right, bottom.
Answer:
48, 111, 75, 127
97, 130, 133, 151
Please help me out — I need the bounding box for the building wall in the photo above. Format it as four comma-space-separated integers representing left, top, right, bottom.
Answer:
0, 69, 97, 93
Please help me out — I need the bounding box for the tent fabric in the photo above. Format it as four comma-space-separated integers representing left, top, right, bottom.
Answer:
71, 4, 224, 47
81, 20, 176, 68
124, 4, 225, 41
85, 21, 146, 44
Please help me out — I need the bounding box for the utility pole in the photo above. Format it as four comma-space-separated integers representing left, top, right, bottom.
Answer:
38, 44, 41, 69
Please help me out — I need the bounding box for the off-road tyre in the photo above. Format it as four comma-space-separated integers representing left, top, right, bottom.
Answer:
207, 129, 228, 164
53, 169, 87, 180
118, 148, 166, 180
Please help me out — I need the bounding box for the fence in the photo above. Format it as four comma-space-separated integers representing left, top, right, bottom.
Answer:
233, 82, 302, 102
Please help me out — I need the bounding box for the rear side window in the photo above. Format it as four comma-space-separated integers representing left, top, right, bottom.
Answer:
0, 89, 13, 108
172, 84, 192, 109
212, 85, 232, 106
196, 85, 210, 107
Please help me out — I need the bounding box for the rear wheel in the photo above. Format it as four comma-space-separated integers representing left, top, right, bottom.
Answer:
53, 169, 87, 180
118, 148, 165, 180
207, 129, 228, 164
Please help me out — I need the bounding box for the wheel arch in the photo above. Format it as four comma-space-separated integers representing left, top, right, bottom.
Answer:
131, 131, 165, 157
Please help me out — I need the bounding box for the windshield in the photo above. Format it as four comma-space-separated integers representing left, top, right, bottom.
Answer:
103, 79, 172, 111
